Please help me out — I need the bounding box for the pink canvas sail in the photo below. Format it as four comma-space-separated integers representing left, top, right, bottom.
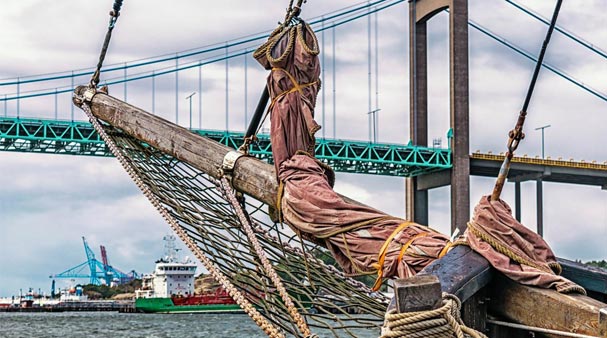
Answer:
254, 20, 583, 294
254, 22, 451, 289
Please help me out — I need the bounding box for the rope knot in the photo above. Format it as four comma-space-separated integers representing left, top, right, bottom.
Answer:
381, 293, 488, 338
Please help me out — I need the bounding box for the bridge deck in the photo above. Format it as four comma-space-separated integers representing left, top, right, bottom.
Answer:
0, 117, 451, 177
3, 117, 605, 187
471, 152, 607, 188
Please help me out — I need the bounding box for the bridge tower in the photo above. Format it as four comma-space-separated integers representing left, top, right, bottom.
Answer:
406, 0, 469, 233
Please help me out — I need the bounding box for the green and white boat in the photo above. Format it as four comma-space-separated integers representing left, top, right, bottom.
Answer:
134, 236, 242, 314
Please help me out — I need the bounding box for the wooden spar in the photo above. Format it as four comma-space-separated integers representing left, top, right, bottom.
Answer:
489, 274, 607, 336
73, 86, 361, 208
75, 88, 607, 336
396, 246, 607, 336
73, 86, 277, 205
418, 245, 493, 302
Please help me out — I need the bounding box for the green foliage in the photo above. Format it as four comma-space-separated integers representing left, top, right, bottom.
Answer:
585, 260, 607, 269
82, 279, 142, 299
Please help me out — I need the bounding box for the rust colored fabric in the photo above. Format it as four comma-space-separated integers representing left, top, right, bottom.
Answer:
255, 22, 451, 285
254, 21, 321, 174
254, 21, 582, 295
466, 196, 585, 294
279, 154, 451, 281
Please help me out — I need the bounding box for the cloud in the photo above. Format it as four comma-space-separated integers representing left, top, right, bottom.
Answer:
1, 0, 606, 297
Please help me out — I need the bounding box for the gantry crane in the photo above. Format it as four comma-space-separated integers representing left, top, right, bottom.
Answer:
49, 237, 139, 286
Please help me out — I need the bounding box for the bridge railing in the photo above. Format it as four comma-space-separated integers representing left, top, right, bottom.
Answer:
0, 116, 452, 177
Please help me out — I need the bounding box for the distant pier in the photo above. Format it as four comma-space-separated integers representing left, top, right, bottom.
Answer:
0, 300, 134, 313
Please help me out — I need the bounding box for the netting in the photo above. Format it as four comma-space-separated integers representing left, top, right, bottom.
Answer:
102, 123, 390, 337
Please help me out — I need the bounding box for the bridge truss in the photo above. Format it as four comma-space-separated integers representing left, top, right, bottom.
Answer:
0, 116, 451, 177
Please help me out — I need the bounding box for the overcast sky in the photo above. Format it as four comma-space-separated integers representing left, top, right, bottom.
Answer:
1, 0, 606, 297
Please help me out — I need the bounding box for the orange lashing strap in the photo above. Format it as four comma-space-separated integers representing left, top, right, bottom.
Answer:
269, 67, 318, 110
438, 240, 454, 259
397, 232, 429, 263
371, 222, 413, 291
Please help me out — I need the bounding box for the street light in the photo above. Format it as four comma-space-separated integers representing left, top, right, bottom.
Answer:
367, 108, 381, 143
185, 92, 196, 130
535, 124, 551, 159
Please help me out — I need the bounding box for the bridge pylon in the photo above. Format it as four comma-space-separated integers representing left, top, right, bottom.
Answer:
406, 0, 469, 233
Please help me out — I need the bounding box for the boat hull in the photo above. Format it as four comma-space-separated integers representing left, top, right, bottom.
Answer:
135, 298, 243, 314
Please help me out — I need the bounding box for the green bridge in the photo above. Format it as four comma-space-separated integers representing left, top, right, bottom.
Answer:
0, 117, 452, 177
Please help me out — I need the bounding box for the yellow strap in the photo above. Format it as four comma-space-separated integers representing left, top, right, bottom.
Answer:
397, 232, 429, 263
438, 241, 454, 258
371, 222, 413, 291
276, 180, 285, 223
272, 67, 304, 94
268, 67, 318, 111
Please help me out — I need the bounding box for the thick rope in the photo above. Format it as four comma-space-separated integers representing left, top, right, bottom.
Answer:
218, 177, 315, 338
466, 221, 586, 295
79, 1, 283, 333
78, 99, 285, 338
381, 293, 488, 338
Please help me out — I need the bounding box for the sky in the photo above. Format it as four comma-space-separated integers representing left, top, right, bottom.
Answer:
0, 0, 606, 297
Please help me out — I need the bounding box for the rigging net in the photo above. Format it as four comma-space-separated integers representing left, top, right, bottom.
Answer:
77, 1, 390, 336
95, 121, 390, 337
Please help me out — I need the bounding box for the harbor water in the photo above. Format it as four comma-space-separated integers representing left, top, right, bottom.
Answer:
0, 312, 381, 338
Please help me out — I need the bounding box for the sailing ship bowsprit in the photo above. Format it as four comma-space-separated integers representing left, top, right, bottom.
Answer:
72, 0, 607, 337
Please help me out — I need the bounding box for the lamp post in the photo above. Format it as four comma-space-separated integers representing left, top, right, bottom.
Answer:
185, 92, 196, 130
367, 108, 381, 143
535, 124, 551, 159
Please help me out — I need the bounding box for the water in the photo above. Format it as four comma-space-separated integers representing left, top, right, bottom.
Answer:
0, 312, 381, 338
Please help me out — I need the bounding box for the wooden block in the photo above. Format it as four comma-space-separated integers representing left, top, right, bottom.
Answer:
394, 275, 442, 313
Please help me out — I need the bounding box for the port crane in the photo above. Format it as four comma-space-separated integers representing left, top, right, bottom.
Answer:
49, 237, 138, 286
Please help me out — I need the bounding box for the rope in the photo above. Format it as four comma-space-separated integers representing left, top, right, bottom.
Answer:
78, 99, 285, 338
218, 177, 314, 338
381, 293, 488, 338
72, 96, 392, 335
77, 1, 287, 336
74, 2, 393, 336
490, 0, 563, 201
466, 221, 586, 295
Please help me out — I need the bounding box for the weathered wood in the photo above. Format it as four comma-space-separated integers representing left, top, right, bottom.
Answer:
600, 307, 607, 337
461, 289, 487, 333
74, 86, 277, 206
418, 245, 493, 302
489, 273, 607, 336
75, 88, 607, 335
394, 275, 442, 313
75, 86, 364, 209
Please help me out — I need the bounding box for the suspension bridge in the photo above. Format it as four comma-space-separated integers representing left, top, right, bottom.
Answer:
1, 0, 606, 229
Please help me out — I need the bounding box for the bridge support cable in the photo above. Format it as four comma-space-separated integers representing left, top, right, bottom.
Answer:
0, 0, 400, 88
463, 14, 607, 103
0, 0, 406, 104
505, 0, 607, 60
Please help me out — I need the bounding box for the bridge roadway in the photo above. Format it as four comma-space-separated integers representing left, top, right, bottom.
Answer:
2, 117, 606, 187
0, 117, 451, 177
